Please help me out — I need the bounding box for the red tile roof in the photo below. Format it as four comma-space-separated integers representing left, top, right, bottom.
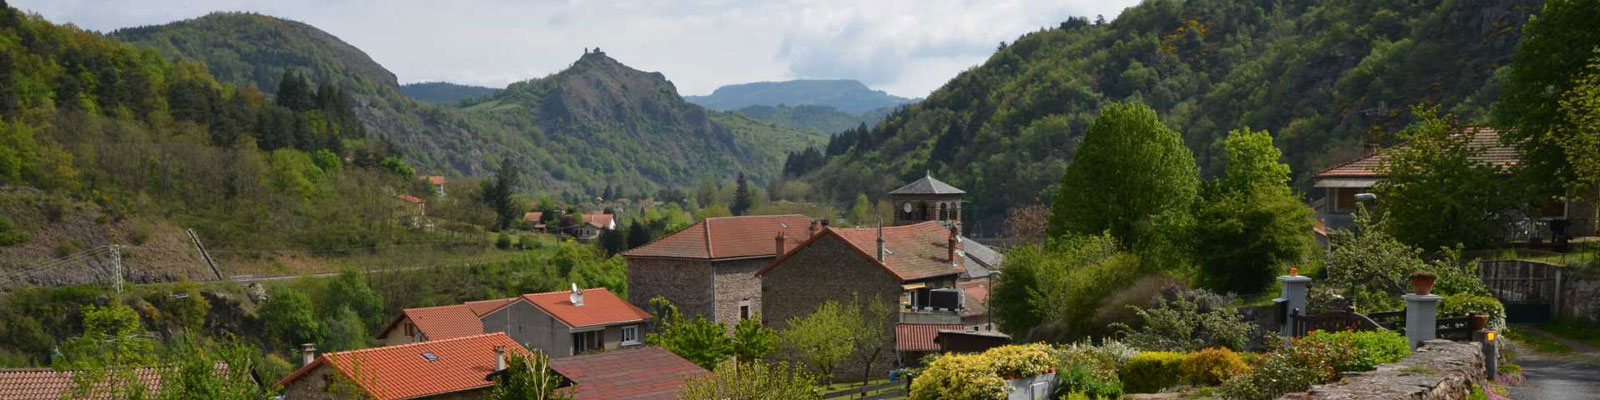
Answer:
425, 176, 447, 185
278, 333, 527, 400
622, 215, 813, 260
511, 288, 652, 329
896, 323, 968, 351
551, 346, 708, 400
958, 278, 990, 318
758, 221, 966, 282
464, 298, 516, 316
405, 305, 488, 341
582, 214, 615, 229
524, 212, 544, 222
0, 367, 164, 400
398, 194, 424, 204
1314, 127, 1519, 179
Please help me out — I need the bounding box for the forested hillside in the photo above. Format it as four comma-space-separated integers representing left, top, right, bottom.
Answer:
801, 0, 1539, 231
686, 79, 916, 113
732, 104, 890, 135
399, 81, 501, 105
111, 13, 820, 197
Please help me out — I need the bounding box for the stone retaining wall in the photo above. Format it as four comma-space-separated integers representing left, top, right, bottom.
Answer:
1279, 340, 1484, 400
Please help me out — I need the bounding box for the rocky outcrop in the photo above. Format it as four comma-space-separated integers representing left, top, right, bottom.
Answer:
1281, 340, 1485, 400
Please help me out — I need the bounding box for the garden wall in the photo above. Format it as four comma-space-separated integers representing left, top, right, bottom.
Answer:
1279, 340, 1484, 400
1560, 273, 1600, 321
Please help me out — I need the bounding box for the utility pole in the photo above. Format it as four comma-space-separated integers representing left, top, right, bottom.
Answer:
109, 244, 122, 294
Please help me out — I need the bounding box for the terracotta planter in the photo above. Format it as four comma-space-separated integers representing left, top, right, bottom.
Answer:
1409, 275, 1437, 295
1472, 313, 1489, 330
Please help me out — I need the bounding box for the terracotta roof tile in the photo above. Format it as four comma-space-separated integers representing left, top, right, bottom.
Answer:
622, 215, 813, 260
524, 212, 543, 222
518, 288, 652, 328
1314, 127, 1519, 179
278, 333, 527, 400
824, 222, 967, 281
551, 346, 708, 400
958, 279, 990, 318
464, 298, 516, 316
425, 176, 447, 185
582, 214, 615, 229
404, 305, 489, 341
896, 323, 968, 351
398, 194, 424, 204
0, 367, 165, 400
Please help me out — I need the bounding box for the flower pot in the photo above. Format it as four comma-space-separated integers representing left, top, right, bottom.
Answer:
1472, 313, 1489, 331
1410, 275, 1437, 295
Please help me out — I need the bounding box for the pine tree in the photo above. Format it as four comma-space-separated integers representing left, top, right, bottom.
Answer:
731, 172, 753, 216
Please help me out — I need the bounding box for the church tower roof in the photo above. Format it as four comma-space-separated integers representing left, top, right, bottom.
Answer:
889, 172, 966, 195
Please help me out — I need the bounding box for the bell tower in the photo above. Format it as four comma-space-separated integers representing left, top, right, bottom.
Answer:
888, 171, 965, 228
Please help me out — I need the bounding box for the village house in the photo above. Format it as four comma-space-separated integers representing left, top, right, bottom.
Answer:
1312, 127, 1596, 239
523, 211, 546, 231
547, 346, 708, 400
377, 286, 651, 358
0, 363, 244, 400
423, 175, 447, 197
622, 214, 814, 331
575, 213, 616, 241
277, 333, 524, 400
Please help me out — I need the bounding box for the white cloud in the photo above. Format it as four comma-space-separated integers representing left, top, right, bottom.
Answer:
11, 0, 1138, 98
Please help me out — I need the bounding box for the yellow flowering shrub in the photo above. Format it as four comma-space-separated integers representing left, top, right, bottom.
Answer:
909, 353, 1008, 400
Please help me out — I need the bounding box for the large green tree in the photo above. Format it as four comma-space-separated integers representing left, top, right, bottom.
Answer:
259, 287, 322, 351
1557, 57, 1600, 201
1493, 0, 1600, 198
1048, 102, 1198, 249
1193, 128, 1314, 294
988, 234, 1140, 342
1376, 109, 1512, 250
778, 300, 856, 384
58, 303, 154, 367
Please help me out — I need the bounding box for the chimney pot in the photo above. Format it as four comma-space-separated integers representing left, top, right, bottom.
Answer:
948, 226, 962, 265
775, 230, 787, 256
301, 343, 317, 366
494, 346, 507, 371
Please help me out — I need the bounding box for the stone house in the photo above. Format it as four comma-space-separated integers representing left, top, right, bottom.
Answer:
1312, 126, 1596, 239
622, 214, 815, 331
756, 221, 986, 378
377, 287, 650, 358
575, 214, 616, 241
277, 333, 525, 400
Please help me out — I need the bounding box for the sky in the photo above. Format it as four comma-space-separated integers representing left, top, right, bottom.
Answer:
12, 0, 1139, 98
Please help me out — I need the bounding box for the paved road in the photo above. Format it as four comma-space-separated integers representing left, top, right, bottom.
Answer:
1506, 328, 1600, 400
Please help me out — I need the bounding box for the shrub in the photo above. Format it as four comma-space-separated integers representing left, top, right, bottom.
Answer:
1120, 351, 1186, 393
1441, 294, 1506, 331
1114, 288, 1256, 351
1302, 330, 1409, 372
909, 353, 1008, 400
1180, 348, 1249, 386
984, 344, 1056, 377
1054, 344, 1124, 399
494, 232, 512, 249
1219, 338, 1343, 400
0, 216, 30, 246
518, 234, 539, 250
1056, 363, 1123, 399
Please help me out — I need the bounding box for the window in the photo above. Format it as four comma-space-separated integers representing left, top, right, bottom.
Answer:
573, 330, 604, 355
420, 352, 438, 362
621, 326, 640, 346
738, 299, 752, 320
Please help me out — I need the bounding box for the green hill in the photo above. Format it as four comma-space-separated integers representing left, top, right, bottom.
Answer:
686, 79, 916, 113
110, 13, 822, 196
399, 82, 502, 105
804, 0, 1539, 230
732, 104, 893, 135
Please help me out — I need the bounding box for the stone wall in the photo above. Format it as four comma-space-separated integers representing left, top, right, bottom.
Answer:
1279, 340, 1484, 400
762, 234, 901, 380
712, 258, 767, 333
626, 257, 714, 324
1560, 272, 1600, 322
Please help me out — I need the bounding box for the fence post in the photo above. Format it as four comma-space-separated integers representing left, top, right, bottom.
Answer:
1277, 271, 1311, 337
1553, 266, 1563, 320
1404, 293, 1442, 349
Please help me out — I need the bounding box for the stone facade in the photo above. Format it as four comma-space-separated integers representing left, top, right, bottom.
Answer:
1560, 272, 1600, 322
892, 193, 962, 227
762, 234, 902, 380
279, 364, 489, 400
1280, 340, 1485, 400
627, 256, 768, 334
379, 318, 422, 346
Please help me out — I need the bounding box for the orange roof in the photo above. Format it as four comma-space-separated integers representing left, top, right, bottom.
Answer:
896, 323, 968, 351
551, 346, 708, 400
0, 367, 164, 400
507, 288, 652, 329
425, 175, 447, 185
464, 298, 516, 316
524, 211, 544, 222
623, 215, 813, 260
758, 221, 966, 282
398, 194, 424, 204
403, 305, 488, 341
1314, 127, 1519, 179
582, 214, 615, 229
278, 333, 527, 400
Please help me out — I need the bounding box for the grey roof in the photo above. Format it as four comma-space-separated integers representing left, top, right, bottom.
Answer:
889, 174, 966, 195
958, 237, 1003, 279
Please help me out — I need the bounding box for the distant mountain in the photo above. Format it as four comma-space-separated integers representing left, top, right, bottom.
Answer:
459, 51, 824, 190
400, 82, 503, 105
733, 104, 893, 135
686, 79, 916, 113
111, 13, 821, 194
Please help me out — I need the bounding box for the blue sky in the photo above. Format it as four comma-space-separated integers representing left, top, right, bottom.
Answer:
12, 0, 1139, 98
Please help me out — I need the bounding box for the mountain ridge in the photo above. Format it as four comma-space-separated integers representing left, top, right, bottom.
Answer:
686, 79, 917, 113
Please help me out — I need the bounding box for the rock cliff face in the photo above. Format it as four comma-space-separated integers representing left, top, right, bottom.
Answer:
1282, 339, 1486, 400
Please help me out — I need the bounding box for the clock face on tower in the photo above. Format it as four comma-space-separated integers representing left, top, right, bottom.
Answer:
902, 203, 913, 213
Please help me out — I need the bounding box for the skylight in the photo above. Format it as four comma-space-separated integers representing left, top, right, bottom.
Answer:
421, 352, 438, 362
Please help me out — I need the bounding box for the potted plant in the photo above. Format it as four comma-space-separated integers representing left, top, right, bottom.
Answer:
1408, 271, 1438, 295
1471, 313, 1490, 330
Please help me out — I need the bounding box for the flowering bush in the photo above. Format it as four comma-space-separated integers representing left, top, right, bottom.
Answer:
1219, 338, 1344, 400
1441, 294, 1507, 331
909, 353, 1007, 400
984, 344, 1056, 377
1180, 347, 1249, 386
1302, 330, 1409, 372
1119, 351, 1186, 393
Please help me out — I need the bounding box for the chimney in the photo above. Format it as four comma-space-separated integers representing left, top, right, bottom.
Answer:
808, 220, 821, 237
948, 225, 962, 265
494, 345, 507, 371
775, 230, 787, 256
569, 283, 584, 306
876, 223, 886, 262
301, 343, 316, 366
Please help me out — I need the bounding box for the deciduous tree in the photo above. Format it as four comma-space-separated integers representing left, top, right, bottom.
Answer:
1048, 102, 1198, 250
1194, 127, 1314, 294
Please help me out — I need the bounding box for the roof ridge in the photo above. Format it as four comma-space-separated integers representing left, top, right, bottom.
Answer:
327, 332, 509, 358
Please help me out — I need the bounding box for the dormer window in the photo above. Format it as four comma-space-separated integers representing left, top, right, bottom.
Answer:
420, 352, 439, 362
